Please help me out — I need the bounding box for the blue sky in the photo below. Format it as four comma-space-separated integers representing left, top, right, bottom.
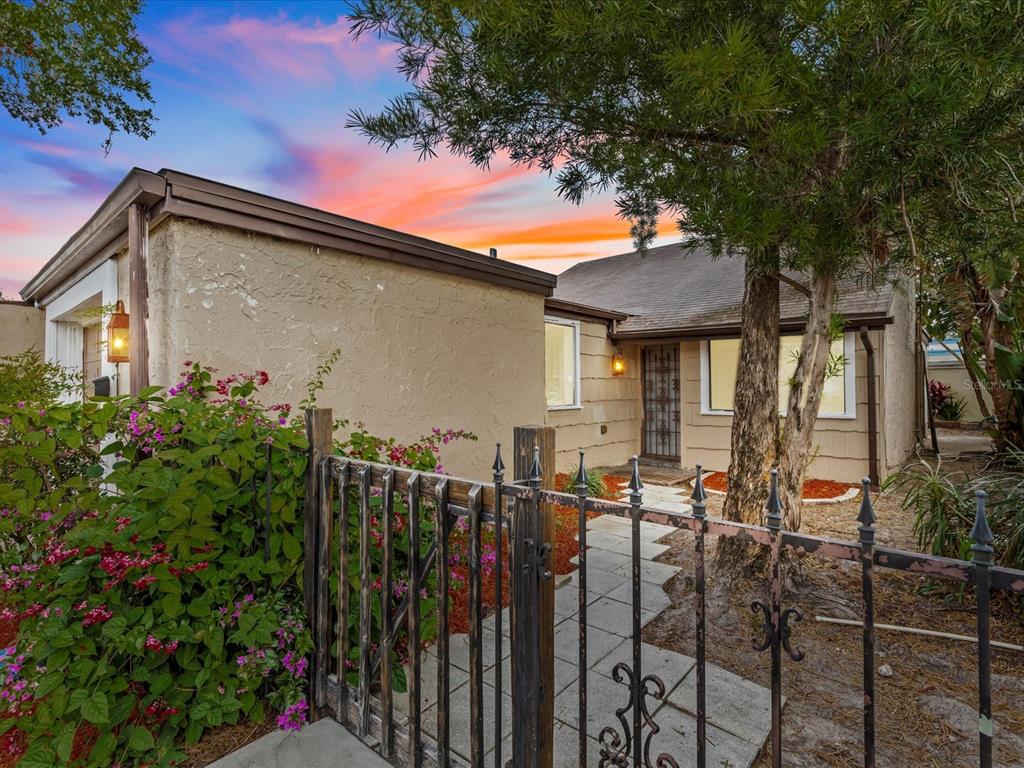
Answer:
0, 0, 675, 297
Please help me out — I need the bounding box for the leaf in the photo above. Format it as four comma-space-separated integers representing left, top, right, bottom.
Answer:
128, 725, 155, 752
55, 722, 76, 763
81, 690, 110, 724
101, 616, 127, 639
149, 671, 173, 696
68, 688, 89, 712
162, 593, 184, 618
35, 669, 66, 698
282, 532, 302, 561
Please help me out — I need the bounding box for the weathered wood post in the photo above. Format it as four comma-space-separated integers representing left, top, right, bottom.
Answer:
511, 425, 555, 768
303, 408, 333, 721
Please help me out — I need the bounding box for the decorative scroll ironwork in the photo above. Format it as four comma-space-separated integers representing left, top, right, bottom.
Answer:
598, 663, 680, 768
751, 602, 806, 661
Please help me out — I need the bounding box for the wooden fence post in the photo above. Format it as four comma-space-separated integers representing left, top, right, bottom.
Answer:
512, 425, 556, 768
304, 408, 333, 720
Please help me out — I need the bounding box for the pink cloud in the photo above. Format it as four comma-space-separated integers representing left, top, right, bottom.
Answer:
151, 11, 397, 87
251, 121, 681, 263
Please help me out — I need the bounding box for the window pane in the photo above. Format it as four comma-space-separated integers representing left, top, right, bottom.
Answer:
778, 335, 847, 415
545, 322, 577, 407
708, 339, 740, 411
707, 335, 850, 416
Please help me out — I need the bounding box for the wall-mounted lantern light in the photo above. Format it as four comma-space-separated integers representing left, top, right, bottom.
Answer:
611, 351, 626, 376
106, 300, 130, 363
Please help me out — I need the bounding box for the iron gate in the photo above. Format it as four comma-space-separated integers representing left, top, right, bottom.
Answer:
303, 412, 1024, 768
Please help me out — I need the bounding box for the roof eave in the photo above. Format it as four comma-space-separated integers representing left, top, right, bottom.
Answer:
611, 313, 894, 342
544, 297, 629, 322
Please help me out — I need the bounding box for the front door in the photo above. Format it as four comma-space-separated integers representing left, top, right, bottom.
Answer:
642, 344, 681, 460
82, 323, 102, 400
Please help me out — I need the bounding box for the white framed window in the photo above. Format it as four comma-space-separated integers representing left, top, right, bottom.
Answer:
545, 316, 581, 409
700, 333, 856, 419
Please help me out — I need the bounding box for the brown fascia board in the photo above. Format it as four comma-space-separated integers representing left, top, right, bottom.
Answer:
22, 167, 557, 303
20, 168, 166, 303
155, 170, 556, 296
543, 297, 629, 322
610, 313, 893, 343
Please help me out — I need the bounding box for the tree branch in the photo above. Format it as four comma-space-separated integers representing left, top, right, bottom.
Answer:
773, 272, 812, 297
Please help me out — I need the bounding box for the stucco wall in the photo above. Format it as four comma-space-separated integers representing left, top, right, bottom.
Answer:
146, 217, 547, 477
679, 332, 885, 483
880, 284, 919, 472
928, 364, 990, 424
0, 302, 44, 357
546, 319, 641, 471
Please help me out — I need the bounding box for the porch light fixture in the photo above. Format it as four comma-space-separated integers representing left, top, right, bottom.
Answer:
106, 300, 130, 363
611, 351, 626, 376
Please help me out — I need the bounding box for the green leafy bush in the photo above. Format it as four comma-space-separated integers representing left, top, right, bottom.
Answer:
885, 452, 1024, 572
0, 349, 82, 405
558, 465, 608, 498
0, 363, 310, 766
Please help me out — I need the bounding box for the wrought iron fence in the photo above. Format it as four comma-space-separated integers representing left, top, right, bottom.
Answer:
303, 426, 1024, 768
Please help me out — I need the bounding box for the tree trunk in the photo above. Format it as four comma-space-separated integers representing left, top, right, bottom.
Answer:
980, 312, 1023, 450
777, 270, 838, 531
957, 331, 992, 421
716, 258, 780, 571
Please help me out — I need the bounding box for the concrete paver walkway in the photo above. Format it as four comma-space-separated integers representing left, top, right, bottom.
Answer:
215, 509, 773, 768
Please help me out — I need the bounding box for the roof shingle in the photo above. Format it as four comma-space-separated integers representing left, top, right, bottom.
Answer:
553, 243, 896, 336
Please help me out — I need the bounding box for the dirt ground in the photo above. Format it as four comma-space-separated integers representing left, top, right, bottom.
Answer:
643, 460, 1024, 768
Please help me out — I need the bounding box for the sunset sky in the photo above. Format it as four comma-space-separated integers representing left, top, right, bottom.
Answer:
0, 1, 677, 299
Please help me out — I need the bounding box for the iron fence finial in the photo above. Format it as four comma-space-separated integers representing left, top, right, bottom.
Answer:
492, 442, 505, 479
971, 490, 994, 560
628, 455, 643, 494
766, 468, 782, 529
691, 463, 707, 504
529, 445, 542, 484
857, 478, 876, 528
575, 450, 588, 495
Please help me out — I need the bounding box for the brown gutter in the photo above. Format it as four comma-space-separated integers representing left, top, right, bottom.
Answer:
544, 297, 629, 323
860, 326, 880, 488
612, 314, 893, 344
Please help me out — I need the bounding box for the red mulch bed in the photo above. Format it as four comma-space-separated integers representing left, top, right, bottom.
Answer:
447, 472, 625, 633
702, 472, 856, 500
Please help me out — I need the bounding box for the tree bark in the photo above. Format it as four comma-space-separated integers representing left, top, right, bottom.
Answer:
777, 270, 838, 531
957, 331, 992, 422
716, 257, 780, 571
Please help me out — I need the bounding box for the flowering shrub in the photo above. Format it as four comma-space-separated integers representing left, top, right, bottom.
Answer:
0, 357, 481, 764
0, 362, 310, 766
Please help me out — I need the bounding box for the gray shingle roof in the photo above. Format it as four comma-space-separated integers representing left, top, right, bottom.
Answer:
553, 243, 896, 336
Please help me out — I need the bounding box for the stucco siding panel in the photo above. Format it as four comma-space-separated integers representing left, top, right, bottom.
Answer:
148, 217, 546, 477
0, 303, 45, 357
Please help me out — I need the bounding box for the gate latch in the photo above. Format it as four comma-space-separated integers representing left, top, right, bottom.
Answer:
524, 539, 553, 581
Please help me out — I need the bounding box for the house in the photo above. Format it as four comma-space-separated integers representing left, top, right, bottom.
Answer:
19, 168, 918, 482
544, 245, 918, 483
18, 168, 554, 477
0, 300, 44, 358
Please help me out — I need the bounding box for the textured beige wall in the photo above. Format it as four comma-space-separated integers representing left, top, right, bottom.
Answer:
680, 333, 886, 483
880, 285, 919, 472
146, 217, 546, 477
928, 365, 990, 424
0, 302, 45, 358
546, 319, 641, 471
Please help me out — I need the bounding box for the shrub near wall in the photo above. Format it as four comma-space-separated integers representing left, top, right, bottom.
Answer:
0, 363, 310, 767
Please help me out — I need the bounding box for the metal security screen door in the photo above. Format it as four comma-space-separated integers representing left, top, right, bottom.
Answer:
642, 344, 681, 459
